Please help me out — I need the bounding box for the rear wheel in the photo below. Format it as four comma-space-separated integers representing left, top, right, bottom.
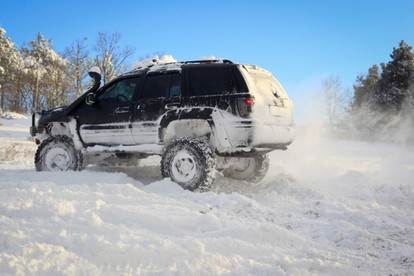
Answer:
222, 154, 269, 183
161, 137, 216, 191
35, 135, 83, 171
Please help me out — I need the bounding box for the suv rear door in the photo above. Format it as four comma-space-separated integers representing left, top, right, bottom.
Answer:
131, 72, 181, 144
76, 77, 140, 145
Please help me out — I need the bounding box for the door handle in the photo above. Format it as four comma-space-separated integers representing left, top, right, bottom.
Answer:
115, 107, 130, 114
165, 103, 181, 110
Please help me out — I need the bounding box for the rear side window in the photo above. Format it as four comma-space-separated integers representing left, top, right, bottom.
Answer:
188, 67, 233, 96
142, 73, 181, 99
170, 74, 181, 97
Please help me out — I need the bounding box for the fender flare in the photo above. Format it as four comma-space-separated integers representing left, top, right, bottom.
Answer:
157, 107, 232, 149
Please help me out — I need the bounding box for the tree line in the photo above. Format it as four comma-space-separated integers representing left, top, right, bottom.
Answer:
320, 40, 414, 142
1, 26, 413, 142
0, 26, 136, 113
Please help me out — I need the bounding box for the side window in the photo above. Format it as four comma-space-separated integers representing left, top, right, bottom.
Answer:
170, 74, 181, 97
142, 74, 181, 99
98, 78, 139, 103
188, 67, 233, 96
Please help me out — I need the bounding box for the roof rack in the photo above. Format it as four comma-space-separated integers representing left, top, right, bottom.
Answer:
124, 58, 234, 77
182, 59, 233, 64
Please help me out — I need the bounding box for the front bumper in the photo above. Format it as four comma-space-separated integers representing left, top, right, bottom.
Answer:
30, 126, 37, 136
30, 112, 44, 137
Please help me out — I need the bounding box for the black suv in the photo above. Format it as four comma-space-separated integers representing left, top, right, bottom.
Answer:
30, 58, 295, 191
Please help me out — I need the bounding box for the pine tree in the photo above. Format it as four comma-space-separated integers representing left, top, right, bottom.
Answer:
373, 40, 414, 112
352, 64, 381, 110
22, 33, 68, 111
0, 26, 23, 111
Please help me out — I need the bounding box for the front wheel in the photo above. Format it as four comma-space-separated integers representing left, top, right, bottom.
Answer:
161, 137, 216, 191
35, 135, 83, 171
222, 154, 269, 183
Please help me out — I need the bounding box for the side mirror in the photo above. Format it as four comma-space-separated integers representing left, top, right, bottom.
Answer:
84, 67, 101, 105
86, 93, 96, 105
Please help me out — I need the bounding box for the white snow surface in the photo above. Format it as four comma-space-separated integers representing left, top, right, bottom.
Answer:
1, 114, 414, 275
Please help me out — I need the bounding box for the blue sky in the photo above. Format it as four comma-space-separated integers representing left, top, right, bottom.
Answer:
1, 0, 413, 121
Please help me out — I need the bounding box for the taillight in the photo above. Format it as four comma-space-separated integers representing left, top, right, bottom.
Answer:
237, 98, 254, 118
244, 98, 254, 105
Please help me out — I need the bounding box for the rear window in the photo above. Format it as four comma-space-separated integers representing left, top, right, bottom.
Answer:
188, 67, 233, 96
241, 66, 288, 99
250, 72, 287, 99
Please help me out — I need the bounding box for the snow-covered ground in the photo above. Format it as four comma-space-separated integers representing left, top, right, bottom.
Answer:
0, 114, 413, 275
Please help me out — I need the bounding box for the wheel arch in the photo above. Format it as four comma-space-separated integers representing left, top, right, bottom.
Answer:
49, 122, 72, 137
157, 107, 232, 149
36, 120, 83, 150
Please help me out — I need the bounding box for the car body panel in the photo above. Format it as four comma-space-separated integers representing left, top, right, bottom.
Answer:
31, 60, 295, 156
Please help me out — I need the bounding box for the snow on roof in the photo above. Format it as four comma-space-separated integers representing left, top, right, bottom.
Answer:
243, 64, 272, 76
130, 55, 178, 71
199, 56, 216, 60
126, 55, 234, 76
148, 62, 182, 73
130, 58, 156, 71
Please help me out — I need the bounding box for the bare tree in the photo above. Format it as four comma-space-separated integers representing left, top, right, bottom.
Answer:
94, 51, 123, 84
63, 37, 93, 97
93, 32, 135, 83
319, 75, 347, 130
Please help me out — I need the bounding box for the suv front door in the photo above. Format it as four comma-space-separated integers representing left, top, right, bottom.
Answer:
131, 73, 181, 144
77, 77, 140, 145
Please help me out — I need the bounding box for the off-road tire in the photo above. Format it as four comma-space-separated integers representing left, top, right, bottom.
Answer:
222, 154, 269, 183
161, 137, 216, 192
35, 135, 83, 171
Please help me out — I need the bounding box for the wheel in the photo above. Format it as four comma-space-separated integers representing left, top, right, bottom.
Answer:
35, 135, 83, 171
222, 154, 269, 183
161, 137, 216, 191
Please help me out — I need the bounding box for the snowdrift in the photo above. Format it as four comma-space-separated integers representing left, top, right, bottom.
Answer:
0, 115, 413, 275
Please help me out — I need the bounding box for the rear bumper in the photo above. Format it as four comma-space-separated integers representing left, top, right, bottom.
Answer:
251, 124, 295, 147
224, 119, 295, 149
